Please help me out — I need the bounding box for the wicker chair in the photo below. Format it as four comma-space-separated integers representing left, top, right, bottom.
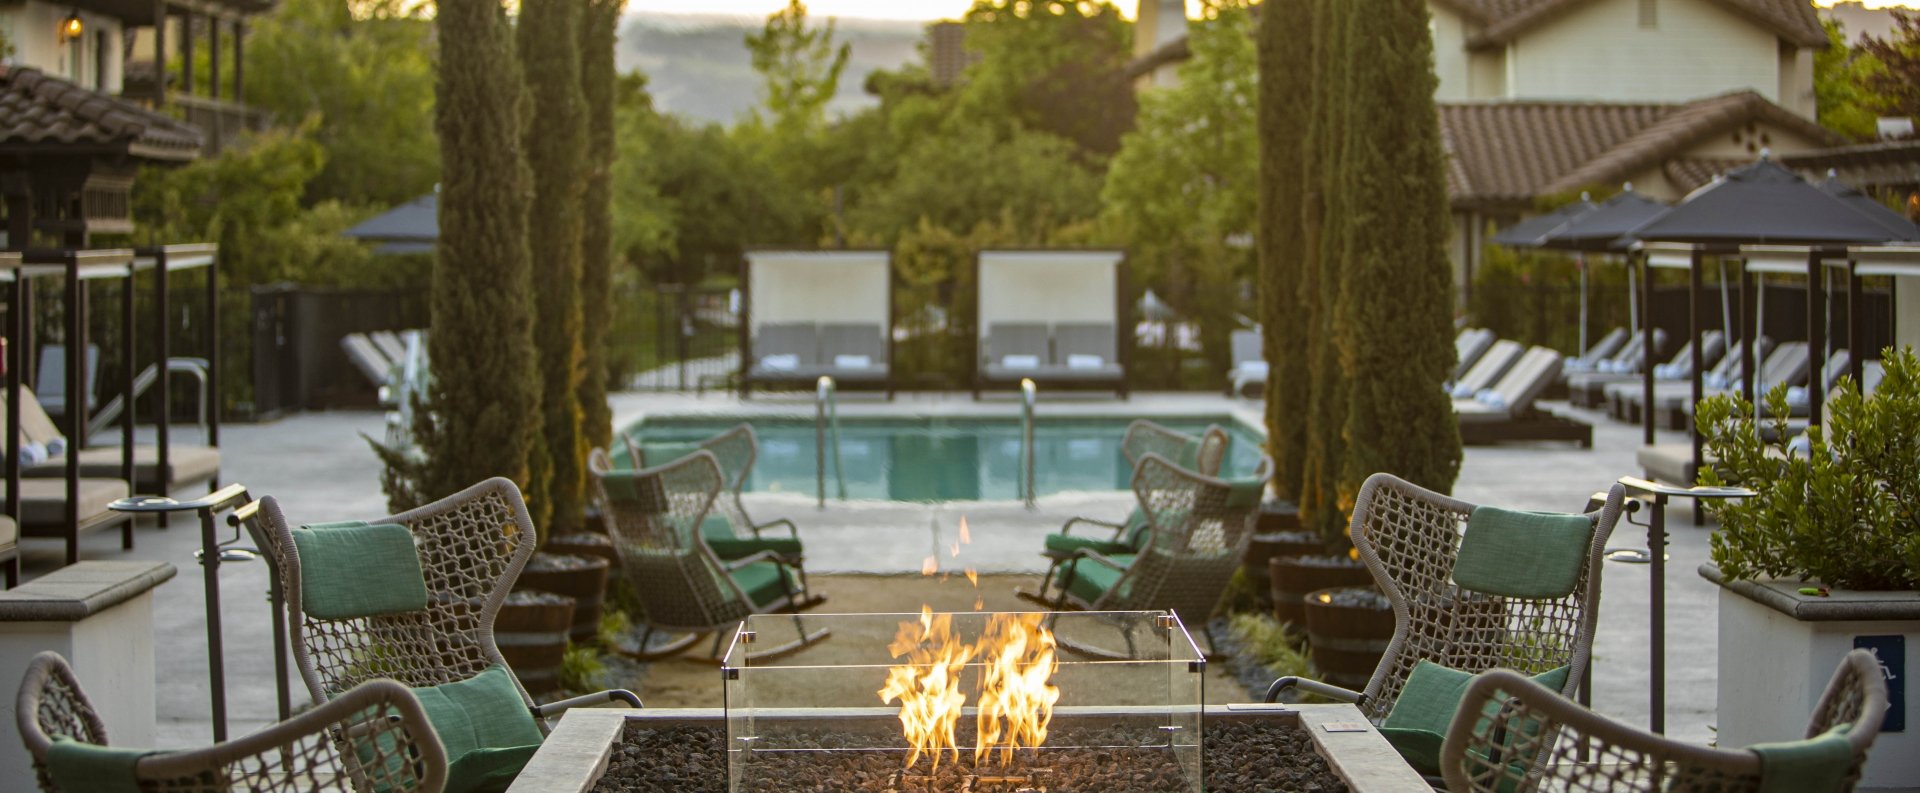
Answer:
621, 424, 807, 564
1023, 449, 1273, 657
1440, 649, 1888, 793
17, 651, 447, 792
1265, 473, 1627, 777
589, 448, 829, 661
1035, 421, 1231, 595
243, 477, 641, 725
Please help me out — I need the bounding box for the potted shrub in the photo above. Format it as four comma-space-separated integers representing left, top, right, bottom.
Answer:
1695, 345, 1919, 789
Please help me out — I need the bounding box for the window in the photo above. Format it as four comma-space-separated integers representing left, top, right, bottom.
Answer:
1639, 0, 1657, 29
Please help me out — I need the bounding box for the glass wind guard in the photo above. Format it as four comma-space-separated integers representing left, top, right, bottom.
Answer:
723, 610, 1205, 793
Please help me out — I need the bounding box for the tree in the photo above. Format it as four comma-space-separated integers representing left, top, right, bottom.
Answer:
733, 0, 851, 247
959, 0, 1136, 156
1860, 11, 1920, 124
1331, 0, 1461, 500
519, 0, 590, 537
1256, 0, 1313, 504
1296, 0, 1355, 540
397, 0, 538, 513
243, 0, 438, 208
579, 0, 625, 457
1815, 19, 1882, 142
1103, 2, 1258, 385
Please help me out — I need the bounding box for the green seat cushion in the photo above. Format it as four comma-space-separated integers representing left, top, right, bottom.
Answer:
292, 522, 429, 620
700, 515, 802, 559
1453, 506, 1594, 600
412, 665, 545, 793
730, 561, 799, 608
1381, 660, 1570, 775
45, 739, 156, 793
1043, 533, 1134, 556
1753, 724, 1855, 793
1063, 553, 1134, 604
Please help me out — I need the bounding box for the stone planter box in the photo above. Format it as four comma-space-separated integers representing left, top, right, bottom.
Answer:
505, 703, 1431, 793
1701, 563, 1918, 790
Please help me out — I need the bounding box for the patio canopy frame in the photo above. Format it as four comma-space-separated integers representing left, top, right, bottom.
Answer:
973, 249, 1131, 399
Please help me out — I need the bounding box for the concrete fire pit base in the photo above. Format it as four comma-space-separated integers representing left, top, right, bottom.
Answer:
508, 704, 1429, 793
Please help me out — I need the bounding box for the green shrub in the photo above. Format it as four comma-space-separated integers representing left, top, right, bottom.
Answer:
560, 643, 606, 693
1227, 612, 1312, 681
1699, 345, 1920, 591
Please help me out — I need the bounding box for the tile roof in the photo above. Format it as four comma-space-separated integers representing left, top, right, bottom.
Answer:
0, 67, 203, 160
1438, 0, 1827, 48
1440, 91, 1841, 208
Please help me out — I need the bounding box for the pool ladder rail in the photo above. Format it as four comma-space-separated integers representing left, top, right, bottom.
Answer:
815, 376, 848, 508
1020, 378, 1036, 509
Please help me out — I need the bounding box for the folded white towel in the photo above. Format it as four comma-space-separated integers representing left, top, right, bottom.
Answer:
1066, 354, 1104, 370
1706, 372, 1729, 390
834, 354, 872, 369
1786, 385, 1809, 407
760, 354, 800, 371
1652, 363, 1673, 379
18, 442, 47, 467
45, 437, 65, 458
1001, 355, 1040, 370
1449, 383, 1475, 398
1478, 392, 1508, 410
1237, 361, 1269, 378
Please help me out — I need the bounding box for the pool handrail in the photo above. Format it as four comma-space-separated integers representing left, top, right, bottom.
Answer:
1021, 377, 1037, 508
815, 376, 847, 507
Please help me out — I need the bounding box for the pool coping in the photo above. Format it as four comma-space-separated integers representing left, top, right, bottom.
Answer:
622, 399, 1269, 441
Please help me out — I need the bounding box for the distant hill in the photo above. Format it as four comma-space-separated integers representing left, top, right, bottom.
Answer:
617, 12, 928, 125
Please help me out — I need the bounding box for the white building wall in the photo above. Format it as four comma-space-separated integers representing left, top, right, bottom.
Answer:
1777, 42, 1816, 119
1431, 4, 1470, 102
0, 1, 123, 93
1507, 0, 1782, 105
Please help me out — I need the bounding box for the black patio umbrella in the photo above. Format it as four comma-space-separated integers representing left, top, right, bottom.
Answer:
1535, 189, 1670, 369
1816, 174, 1920, 386
1491, 194, 1598, 247
343, 192, 437, 255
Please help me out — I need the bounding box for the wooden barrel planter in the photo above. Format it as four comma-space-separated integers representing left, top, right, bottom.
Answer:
1269, 554, 1373, 634
1303, 586, 1394, 690
519, 552, 611, 643
1243, 530, 1322, 610
496, 589, 575, 696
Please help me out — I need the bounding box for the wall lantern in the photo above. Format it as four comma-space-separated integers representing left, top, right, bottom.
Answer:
59, 12, 85, 42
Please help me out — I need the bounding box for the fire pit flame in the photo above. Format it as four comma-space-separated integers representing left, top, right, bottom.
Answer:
878, 607, 1061, 773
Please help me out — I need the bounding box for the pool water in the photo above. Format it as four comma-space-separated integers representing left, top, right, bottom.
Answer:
625, 416, 1264, 502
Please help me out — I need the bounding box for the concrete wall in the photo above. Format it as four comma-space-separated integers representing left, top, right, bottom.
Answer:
746, 252, 891, 330
0, 592, 158, 781
0, 0, 124, 93
1507, 0, 1784, 107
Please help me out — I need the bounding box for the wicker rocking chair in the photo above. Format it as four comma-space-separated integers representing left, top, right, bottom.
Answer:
1036, 421, 1231, 595
1264, 473, 1627, 781
18, 651, 447, 792
589, 448, 829, 662
1020, 449, 1273, 658
1440, 649, 1888, 793
620, 424, 807, 564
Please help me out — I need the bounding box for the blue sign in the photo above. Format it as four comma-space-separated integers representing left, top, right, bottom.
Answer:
1854, 635, 1904, 733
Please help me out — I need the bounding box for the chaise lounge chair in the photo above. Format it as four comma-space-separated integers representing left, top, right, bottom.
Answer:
1456, 346, 1591, 446
1440, 649, 1887, 793
1448, 339, 1522, 399
1647, 340, 1810, 431
17, 650, 448, 792
1569, 329, 1714, 409
1604, 336, 1766, 425
1560, 326, 1628, 376
1227, 329, 1266, 398
10, 386, 220, 493
33, 344, 98, 421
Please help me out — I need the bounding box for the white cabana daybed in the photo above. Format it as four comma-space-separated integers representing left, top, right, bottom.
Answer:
974, 250, 1129, 398
739, 250, 894, 397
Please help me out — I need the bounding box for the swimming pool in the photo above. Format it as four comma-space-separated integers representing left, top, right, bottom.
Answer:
624, 416, 1265, 502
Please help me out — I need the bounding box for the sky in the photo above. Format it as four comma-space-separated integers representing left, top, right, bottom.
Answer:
624, 0, 1918, 21
629, 1, 1211, 20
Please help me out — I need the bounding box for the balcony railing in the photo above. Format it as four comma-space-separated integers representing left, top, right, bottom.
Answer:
169, 94, 271, 155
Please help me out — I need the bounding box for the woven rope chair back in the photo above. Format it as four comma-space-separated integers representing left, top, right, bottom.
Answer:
1110, 452, 1273, 623
1441, 649, 1887, 792
17, 651, 448, 793
257, 477, 535, 709
591, 449, 754, 632
621, 424, 759, 539
1120, 420, 1230, 477
1349, 473, 1625, 724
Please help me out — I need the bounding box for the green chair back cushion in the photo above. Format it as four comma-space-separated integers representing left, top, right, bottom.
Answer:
45, 739, 156, 793
1381, 660, 1570, 774
292, 522, 430, 620
413, 665, 544, 793
730, 561, 798, 608
1453, 506, 1594, 600
1753, 724, 1855, 793
1064, 554, 1135, 604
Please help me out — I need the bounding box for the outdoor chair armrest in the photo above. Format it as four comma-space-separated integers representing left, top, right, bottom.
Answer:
1264, 676, 1365, 705
1059, 516, 1127, 539
749, 517, 801, 540
1066, 549, 1132, 574
721, 549, 799, 571
533, 688, 643, 718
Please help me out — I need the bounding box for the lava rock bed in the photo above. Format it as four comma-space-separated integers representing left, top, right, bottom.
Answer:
592, 721, 1348, 792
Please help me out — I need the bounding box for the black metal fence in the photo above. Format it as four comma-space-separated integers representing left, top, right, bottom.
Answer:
249, 284, 428, 417
622, 284, 739, 392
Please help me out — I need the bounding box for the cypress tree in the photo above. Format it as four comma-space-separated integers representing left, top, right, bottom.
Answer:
1297, 0, 1356, 542
1334, 0, 1461, 495
413, 0, 537, 505
519, 0, 590, 538
579, 0, 624, 455
1256, 0, 1312, 504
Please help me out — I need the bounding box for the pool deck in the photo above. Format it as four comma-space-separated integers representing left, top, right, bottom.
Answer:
18, 390, 1725, 750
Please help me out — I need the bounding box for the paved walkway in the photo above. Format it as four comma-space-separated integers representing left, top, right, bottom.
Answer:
19, 392, 1723, 748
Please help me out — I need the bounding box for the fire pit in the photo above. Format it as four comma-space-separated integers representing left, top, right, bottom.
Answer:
508, 611, 1429, 793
